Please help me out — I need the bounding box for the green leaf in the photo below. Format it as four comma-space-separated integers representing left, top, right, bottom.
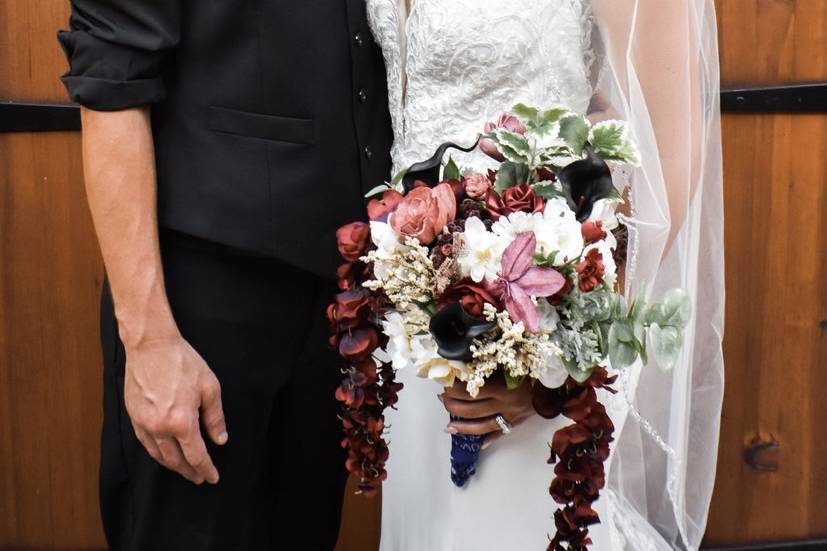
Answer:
443, 157, 461, 181
364, 184, 391, 198
512, 103, 540, 122
391, 167, 408, 187
533, 181, 564, 199
648, 323, 683, 370
612, 319, 635, 343
494, 162, 530, 192
541, 107, 571, 125
504, 372, 526, 390
565, 362, 594, 383
559, 115, 590, 156
589, 121, 640, 165
608, 323, 639, 370
662, 288, 692, 327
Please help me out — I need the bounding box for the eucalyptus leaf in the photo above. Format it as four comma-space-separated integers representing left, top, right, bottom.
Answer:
662, 288, 692, 327
608, 326, 639, 370
648, 323, 683, 371
565, 362, 594, 383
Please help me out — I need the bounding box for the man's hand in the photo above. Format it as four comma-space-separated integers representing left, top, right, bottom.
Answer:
439, 376, 536, 449
124, 334, 227, 485
79, 106, 227, 484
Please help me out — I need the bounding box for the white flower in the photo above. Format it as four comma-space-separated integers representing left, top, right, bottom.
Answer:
458, 217, 509, 283
381, 311, 433, 371
417, 355, 468, 387
491, 210, 541, 241
369, 221, 408, 280
534, 198, 584, 264
588, 198, 622, 231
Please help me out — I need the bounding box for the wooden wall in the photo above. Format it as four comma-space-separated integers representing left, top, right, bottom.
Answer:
0, 1, 825, 550
705, 1, 827, 546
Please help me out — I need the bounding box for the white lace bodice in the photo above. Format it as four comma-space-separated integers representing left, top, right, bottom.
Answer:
366, 0, 597, 173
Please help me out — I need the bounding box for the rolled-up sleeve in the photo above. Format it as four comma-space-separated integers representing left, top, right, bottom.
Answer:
57, 0, 181, 110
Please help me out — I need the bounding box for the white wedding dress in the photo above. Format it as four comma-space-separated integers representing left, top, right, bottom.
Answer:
365, 1, 726, 550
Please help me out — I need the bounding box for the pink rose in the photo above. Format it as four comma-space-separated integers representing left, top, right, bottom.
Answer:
389, 183, 456, 245
462, 172, 492, 199
480, 113, 527, 161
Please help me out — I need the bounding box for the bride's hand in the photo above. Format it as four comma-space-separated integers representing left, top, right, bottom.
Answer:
439, 376, 536, 449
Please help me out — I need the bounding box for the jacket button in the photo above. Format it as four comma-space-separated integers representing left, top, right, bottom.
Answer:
358, 88, 368, 103
353, 32, 365, 47
364, 146, 373, 160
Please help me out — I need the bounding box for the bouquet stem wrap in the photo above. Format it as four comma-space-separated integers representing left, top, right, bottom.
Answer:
449, 416, 483, 487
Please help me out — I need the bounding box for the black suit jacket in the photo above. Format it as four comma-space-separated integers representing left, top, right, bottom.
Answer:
59, 0, 393, 277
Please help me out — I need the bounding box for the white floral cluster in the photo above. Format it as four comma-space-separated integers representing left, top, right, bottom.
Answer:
362, 230, 436, 308
461, 304, 567, 397
458, 197, 620, 285
379, 310, 469, 387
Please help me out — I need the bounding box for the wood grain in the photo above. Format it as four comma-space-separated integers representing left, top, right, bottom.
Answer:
0, 130, 105, 548
0, 1, 73, 102
705, 0, 827, 546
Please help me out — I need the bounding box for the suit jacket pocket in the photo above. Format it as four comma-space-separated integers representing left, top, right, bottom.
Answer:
207, 106, 316, 145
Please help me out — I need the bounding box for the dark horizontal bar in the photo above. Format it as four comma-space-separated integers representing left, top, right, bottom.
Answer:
721, 83, 827, 113
1, 83, 826, 134
0, 101, 81, 132
705, 539, 827, 551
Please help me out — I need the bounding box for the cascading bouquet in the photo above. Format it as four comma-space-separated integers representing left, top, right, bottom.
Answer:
328, 104, 691, 550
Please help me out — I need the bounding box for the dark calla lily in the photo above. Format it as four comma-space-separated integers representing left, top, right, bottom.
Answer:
428, 302, 495, 361
403, 140, 479, 191
556, 145, 614, 222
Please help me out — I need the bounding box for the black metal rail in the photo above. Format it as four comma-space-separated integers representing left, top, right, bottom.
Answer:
1, 84, 826, 133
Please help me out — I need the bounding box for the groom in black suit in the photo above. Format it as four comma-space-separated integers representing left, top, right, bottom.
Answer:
58, 1, 392, 549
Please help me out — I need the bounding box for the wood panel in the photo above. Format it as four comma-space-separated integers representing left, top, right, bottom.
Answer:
0, 0, 73, 102
705, 0, 827, 546
0, 130, 105, 548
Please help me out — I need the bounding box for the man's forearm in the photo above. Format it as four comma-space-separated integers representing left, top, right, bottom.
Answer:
80, 106, 178, 348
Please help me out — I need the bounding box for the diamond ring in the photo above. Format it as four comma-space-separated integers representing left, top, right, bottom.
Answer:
495, 414, 513, 435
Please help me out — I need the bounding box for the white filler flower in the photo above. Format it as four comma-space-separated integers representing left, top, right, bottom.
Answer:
458, 217, 509, 282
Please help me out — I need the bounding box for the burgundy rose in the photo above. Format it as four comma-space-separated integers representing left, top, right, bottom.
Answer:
485, 184, 545, 221
462, 172, 492, 199
480, 113, 527, 161
336, 221, 371, 262
576, 248, 605, 292
438, 281, 499, 318
580, 221, 607, 244
367, 189, 404, 221
389, 183, 456, 244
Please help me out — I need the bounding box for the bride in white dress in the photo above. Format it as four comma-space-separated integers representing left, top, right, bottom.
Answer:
365, 1, 725, 550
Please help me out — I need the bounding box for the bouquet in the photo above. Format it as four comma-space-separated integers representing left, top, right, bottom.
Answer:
328, 104, 691, 550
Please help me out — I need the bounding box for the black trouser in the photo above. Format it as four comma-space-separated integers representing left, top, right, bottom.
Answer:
99, 230, 347, 551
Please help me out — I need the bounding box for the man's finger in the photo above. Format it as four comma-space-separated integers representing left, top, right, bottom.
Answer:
200, 380, 228, 446
178, 431, 219, 485
134, 426, 162, 462
446, 416, 500, 436
156, 436, 202, 484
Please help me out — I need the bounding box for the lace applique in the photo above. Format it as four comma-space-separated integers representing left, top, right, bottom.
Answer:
367, 0, 596, 174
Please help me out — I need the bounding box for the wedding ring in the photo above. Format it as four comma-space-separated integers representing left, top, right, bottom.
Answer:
495, 414, 513, 435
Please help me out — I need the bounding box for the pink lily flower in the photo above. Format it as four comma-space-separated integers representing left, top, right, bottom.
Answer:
487, 233, 566, 333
